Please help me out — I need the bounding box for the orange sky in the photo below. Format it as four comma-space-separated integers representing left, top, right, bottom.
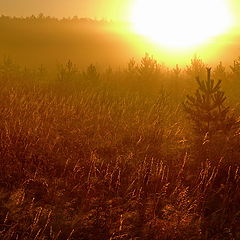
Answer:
0, 0, 239, 26
1, 0, 239, 67
0, 0, 132, 20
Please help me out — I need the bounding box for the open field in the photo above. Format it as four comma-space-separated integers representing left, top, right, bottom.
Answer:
0, 53, 240, 239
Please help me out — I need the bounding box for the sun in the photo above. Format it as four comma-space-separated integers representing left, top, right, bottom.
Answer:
130, 0, 233, 50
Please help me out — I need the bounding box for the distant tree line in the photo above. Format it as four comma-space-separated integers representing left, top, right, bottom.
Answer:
0, 14, 115, 25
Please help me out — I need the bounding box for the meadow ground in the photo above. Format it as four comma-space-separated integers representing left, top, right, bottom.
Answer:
0, 55, 240, 239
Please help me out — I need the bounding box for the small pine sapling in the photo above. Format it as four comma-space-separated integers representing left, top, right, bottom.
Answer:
183, 68, 238, 136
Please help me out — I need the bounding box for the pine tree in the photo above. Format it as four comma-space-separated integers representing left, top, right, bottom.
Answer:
186, 55, 206, 80
213, 62, 226, 82
83, 64, 99, 82
230, 57, 240, 81
183, 68, 238, 135
138, 53, 159, 81
57, 60, 78, 82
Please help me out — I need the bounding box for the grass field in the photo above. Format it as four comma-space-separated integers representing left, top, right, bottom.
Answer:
0, 54, 240, 240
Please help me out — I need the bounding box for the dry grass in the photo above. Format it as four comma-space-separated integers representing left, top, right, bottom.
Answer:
0, 58, 240, 240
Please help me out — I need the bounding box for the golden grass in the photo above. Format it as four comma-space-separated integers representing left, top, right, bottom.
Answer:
0, 58, 240, 239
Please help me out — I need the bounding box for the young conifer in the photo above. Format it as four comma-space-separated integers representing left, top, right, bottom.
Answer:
183, 68, 238, 135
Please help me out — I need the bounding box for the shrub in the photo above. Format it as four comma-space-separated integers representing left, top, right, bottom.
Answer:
183, 68, 238, 136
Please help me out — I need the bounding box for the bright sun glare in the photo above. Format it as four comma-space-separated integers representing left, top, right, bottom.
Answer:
131, 0, 233, 50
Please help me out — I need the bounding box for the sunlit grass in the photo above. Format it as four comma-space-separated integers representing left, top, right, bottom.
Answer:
0, 56, 240, 239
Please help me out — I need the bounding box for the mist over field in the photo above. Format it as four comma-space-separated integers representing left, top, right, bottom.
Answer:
0, 14, 240, 240
1, 15, 240, 69
0, 16, 138, 69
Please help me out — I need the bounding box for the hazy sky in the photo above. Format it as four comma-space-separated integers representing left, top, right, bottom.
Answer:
0, 0, 239, 25
0, 0, 133, 20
